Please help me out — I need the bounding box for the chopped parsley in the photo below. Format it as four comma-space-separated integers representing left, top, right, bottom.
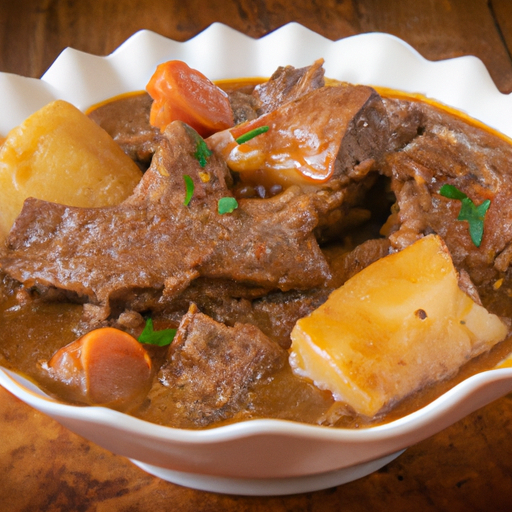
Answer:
194, 138, 212, 168
439, 184, 491, 247
439, 184, 467, 201
137, 318, 176, 347
235, 125, 269, 144
183, 175, 194, 206
218, 197, 238, 214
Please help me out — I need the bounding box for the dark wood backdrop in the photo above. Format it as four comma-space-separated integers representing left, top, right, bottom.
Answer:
1, 1, 512, 511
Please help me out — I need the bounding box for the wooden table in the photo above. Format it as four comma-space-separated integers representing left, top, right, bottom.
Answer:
2, 1, 512, 510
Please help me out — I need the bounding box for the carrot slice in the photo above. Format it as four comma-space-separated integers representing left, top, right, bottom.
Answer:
146, 60, 234, 137
47, 327, 153, 410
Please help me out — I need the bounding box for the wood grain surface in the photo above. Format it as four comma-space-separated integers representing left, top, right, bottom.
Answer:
2, 1, 512, 510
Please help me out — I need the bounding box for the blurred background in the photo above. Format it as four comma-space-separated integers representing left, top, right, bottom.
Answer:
1, 0, 512, 92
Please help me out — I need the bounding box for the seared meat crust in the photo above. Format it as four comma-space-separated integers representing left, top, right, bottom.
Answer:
0, 122, 331, 317
383, 99, 512, 286
142, 303, 286, 428
253, 58, 325, 115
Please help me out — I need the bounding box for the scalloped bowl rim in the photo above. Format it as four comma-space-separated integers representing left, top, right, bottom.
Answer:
2, 364, 512, 442
1, 22, 512, 492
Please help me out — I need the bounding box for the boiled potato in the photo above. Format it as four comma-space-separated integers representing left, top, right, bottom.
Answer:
0, 100, 142, 242
289, 234, 508, 417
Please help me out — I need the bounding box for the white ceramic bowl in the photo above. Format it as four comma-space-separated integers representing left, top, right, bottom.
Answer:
2, 23, 512, 496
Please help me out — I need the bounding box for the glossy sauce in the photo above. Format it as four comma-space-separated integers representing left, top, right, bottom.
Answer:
2, 271, 512, 429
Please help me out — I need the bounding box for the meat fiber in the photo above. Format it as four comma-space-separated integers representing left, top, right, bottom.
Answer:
382, 99, 512, 287
87, 92, 160, 170
0, 121, 331, 318
1, 81, 394, 321
253, 59, 325, 115
141, 303, 286, 428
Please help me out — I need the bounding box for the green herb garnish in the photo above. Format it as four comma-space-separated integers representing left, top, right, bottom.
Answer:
218, 197, 239, 214
438, 184, 467, 201
194, 138, 212, 168
439, 184, 491, 247
183, 175, 194, 206
235, 125, 269, 144
137, 318, 176, 347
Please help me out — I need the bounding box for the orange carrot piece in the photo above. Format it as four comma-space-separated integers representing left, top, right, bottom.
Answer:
48, 327, 152, 410
146, 60, 234, 137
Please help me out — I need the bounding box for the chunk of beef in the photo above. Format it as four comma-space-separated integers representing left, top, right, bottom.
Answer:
0, 121, 331, 318
323, 238, 391, 289
249, 289, 331, 349
209, 84, 391, 243
304, 85, 391, 240
253, 59, 325, 115
88, 93, 160, 170
227, 90, 259, 124
141, 304, 286, 428
147, 276, 330, 349
320, 85, 390, 181
212, 84, 391, 186
381, 97, 426, 152
383, 99, 512, 288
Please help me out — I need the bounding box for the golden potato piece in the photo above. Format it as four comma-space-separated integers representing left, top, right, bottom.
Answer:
289, 234, 508, 418
0, 100, 142, 242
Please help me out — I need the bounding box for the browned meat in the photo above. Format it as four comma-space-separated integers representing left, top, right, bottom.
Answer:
316, 85, 390, 181
210, 84, 392, 242
308, 85, 391, 241
249, 289, 330, 348
141, 304, 286, 428
1, 78, 398, 324
383, 99, 512, 288
253, 59, 325, 115
323, 238, 392, 289
381, 97, 426, 152
0, 121, 331, 318
145, 276, 330, 349
88, 92, 160, 170
227, 90, 259, 124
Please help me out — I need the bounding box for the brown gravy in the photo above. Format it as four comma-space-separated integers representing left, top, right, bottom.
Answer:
2, 272, 512, 429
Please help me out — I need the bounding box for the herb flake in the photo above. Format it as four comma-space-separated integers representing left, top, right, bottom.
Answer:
235, 125, 269, 144
137, 318, 176, 347
218, 197, 238, 214
439, 184, 491, 247
194, 138, 212, 167
438, 184, 467, 201
183, 175, 194, 206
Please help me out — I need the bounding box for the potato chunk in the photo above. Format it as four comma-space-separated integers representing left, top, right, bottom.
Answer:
289, 234, 508, 417
0, 100, 142, 242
